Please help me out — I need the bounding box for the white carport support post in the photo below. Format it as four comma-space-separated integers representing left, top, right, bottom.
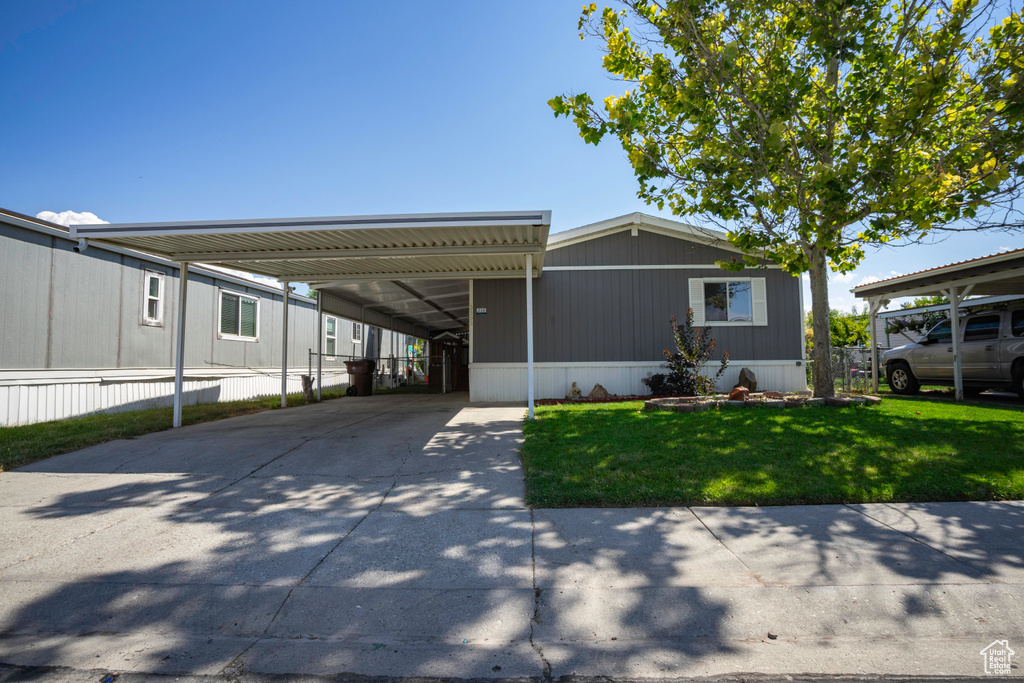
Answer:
316, 292, 323, 401
172, 262, 189, 428
281, 282, 290, 407
867, 297, 888, 394
941, 284, 975, 401
526, 253, 535, 419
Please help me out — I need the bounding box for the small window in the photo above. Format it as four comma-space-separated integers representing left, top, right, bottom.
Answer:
704, 281, 752, 322
143, 271, 164, 326
325, 316, 337, 356
1013, 310, 1024, 338
927, 320, 953, 344
352, 321, 362, 343
219, 290, 259, 340
964, 314, 1001, 342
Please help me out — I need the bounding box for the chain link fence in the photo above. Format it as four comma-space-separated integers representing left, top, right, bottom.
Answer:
805, 346, 890, 394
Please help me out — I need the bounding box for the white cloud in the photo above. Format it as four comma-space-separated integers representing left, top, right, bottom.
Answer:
831, 271, 856, 283
35, 209, 310, 296
36, 210, 108, 226
998, 246, 1013, 253
856, 274, 882, 286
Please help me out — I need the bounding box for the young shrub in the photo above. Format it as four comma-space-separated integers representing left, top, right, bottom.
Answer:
664, 310, 728, 396
642, 373, 672, 396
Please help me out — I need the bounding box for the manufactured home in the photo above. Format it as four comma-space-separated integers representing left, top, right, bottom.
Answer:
1, 208, 807, 426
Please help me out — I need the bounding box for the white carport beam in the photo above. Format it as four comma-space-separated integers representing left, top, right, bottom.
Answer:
281, 282, 290, 407
173, 262, 189, 428
526, 253, 535, 420
171, 244, 544, 261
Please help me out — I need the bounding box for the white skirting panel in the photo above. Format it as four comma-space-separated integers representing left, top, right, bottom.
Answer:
0, 369, 349, 427
469, 361, 807, 402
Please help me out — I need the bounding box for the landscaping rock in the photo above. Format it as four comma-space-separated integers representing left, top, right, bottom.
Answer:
764, 391, 783, 399
672, 403, 698, 413
825, 396, 852, 407
863, 395, 882, 405
567, 382, 583, 400
805, 398, 825, 407
728, 386, 750, 401
764, 400, 786, 408
738, 367, 758, 392
588, 383, 610, 400
723, 400, 747, 408
848, 397, 867, 405
784, 400, 805, 408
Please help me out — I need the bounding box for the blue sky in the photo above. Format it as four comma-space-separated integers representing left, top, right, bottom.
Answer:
1, 0, 1017, 310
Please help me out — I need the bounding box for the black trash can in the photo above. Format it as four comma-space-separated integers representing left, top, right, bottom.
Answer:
344, 359, 376, 396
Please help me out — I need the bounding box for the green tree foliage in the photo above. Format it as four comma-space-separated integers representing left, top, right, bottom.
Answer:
550, 0, 1023, 396
805, 307, 871, 353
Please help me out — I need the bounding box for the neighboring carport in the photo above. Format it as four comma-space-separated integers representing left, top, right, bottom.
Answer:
853, 247, 1024, 400
70, 211, 551, 425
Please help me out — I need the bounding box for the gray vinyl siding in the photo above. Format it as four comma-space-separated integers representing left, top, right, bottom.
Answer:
0, 220, 329, 371
474, 229, 803, 363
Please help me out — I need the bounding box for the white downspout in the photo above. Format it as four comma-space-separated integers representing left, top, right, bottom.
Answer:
172, 262, 189, 428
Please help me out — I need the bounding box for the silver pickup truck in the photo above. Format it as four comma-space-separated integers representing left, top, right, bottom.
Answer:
882, 307, 1024, 397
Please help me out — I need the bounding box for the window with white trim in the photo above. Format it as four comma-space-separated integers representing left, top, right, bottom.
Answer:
325, 316, 337, 356
143, 271, 165, 326
689, 277, 767, 326
352, 321, 362, 343
705, 281, 752, 322
219, 290, 259, 340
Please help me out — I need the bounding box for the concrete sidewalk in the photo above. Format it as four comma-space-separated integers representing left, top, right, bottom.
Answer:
1, 393, 1022, 679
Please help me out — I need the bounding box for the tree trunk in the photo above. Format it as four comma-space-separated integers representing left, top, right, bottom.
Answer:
808, 247, 835, 398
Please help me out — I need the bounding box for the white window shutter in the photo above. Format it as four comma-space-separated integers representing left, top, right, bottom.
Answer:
689, 278, 705, 326
752, 277, 768, 326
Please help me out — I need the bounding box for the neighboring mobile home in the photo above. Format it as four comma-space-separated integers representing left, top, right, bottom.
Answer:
0, 209, 420, 426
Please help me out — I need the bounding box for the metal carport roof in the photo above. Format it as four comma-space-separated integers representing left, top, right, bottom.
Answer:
71, 210, 552, 425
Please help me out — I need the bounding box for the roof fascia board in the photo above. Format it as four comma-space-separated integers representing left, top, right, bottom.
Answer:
171, 243, 545, 262
547, 213, 745, 254
71, 210, 552, 239
853, 250, 1024, 295
303, 270, 535, 284
854, 266, 1024, 300
0, 212, 315, 304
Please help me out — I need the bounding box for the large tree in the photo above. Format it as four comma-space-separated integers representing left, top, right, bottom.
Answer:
551, 0, 1023, 396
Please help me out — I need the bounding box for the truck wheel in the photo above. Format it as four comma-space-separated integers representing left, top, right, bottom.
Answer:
887, 362, 920, 395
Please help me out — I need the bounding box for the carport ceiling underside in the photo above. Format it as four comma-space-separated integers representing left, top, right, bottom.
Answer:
73, 211, 551, 334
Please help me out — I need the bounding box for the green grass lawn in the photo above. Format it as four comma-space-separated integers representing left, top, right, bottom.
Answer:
521, 396, 1024, 507
0, 387, 350, 472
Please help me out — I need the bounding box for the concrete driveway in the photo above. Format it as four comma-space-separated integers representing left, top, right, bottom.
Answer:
2, 393, 1023, 679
